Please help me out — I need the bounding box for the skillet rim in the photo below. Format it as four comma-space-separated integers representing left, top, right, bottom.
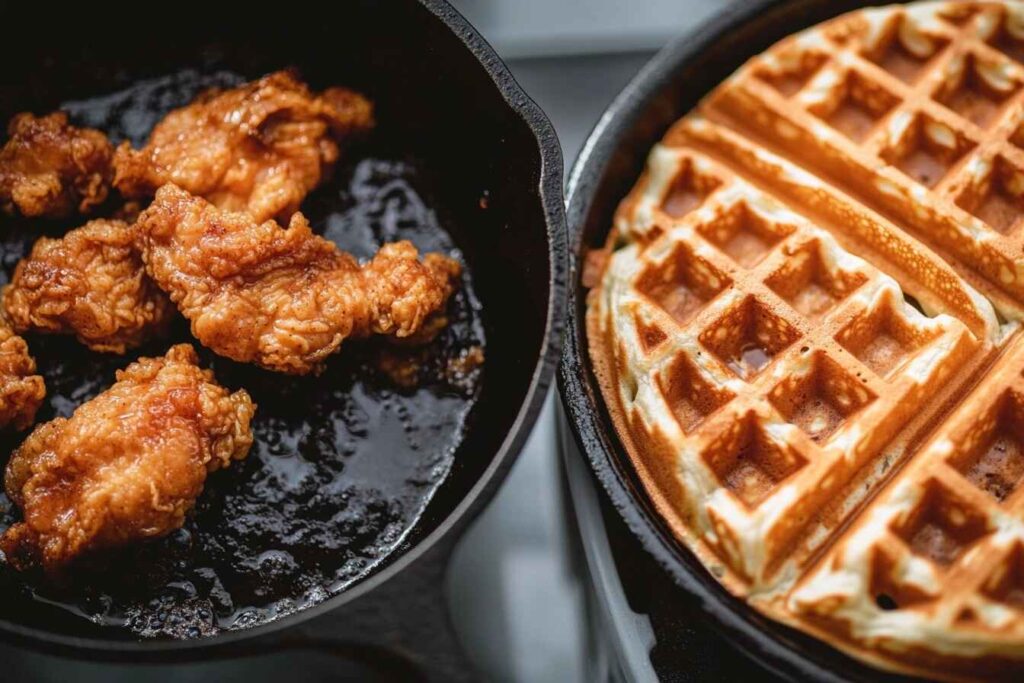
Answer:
558, 0, 930, 680
0, 0, 568, 657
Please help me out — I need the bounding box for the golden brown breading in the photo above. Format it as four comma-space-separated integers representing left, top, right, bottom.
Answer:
113, 70, 374, 223
0, 324, 45, 430
0, 112, 113, 218
0, 344, 254, 571
135, 184, 460, 375
3, 219, 175, 353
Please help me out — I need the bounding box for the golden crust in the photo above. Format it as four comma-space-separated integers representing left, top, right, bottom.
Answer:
0, 323, 45, 431
0, 344, 254, 571
3, 219, 174, 353
0, 112, 113, 218
135, 184, 459, 375
113, 70, 374, 223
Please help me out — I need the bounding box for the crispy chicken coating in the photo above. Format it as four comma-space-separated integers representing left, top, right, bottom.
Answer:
135, 184, 460, 375
113, 70, 374, 223
0, 344, 254, 571
0, 112, 113, 218
0, 324, 45, 430
3, 219, 175, 353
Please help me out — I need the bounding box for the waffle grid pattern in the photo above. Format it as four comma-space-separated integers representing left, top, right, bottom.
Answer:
793, 339, 1024, 663
710, 2, 1024, 313
589, 2, 1024, 678
601, 148, 978, 588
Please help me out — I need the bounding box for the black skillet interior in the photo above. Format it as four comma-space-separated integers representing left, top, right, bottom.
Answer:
561, 0, 926, 680
0, 0, 561, 646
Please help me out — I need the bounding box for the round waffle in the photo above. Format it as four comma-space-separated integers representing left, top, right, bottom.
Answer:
587, 2, 1024, 678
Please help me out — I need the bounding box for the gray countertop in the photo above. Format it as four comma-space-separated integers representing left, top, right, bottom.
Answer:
446, 51, 655, 682
445, 5, 739, 678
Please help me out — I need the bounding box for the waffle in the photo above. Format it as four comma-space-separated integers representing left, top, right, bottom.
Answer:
586, 2, 1024, 678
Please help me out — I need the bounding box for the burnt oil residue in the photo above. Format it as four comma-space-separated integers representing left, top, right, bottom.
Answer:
0, 70, 484, 638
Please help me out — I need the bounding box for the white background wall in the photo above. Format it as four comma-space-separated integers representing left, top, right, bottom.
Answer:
451, 0, 727, 57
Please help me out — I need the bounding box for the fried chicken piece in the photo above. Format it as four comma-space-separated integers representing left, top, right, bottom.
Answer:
0, 324, 45, 430
136, 184, 460, 375
0, 112, 113, 218
0, 344, 254, 571
113, 70, 374, 223
3, 219, 175, 353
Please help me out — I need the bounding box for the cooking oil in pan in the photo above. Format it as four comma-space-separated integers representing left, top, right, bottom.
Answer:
0, 70, 485, 638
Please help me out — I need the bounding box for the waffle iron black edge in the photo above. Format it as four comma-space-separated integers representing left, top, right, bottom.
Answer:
558, 1, 928, 681
0, 0, 567, 672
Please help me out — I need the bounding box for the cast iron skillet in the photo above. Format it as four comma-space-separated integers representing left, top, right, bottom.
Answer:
0, 0, 565, 679
560, 1, 928, 681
